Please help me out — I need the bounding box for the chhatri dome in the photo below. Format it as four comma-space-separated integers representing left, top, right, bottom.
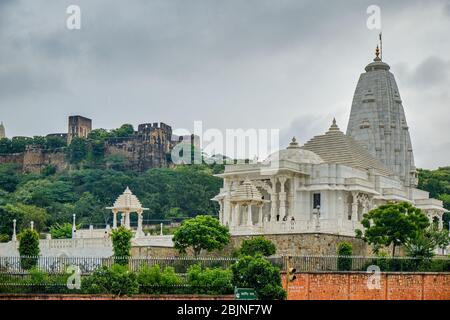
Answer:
346, 45, 416, 187
264, 137, 324, 165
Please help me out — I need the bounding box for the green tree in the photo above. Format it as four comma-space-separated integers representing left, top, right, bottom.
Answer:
44, 136, 67, 150
231, 255, 286, 300
173, 215, 230, 257
404, 230, 436, 259
18, 229, 40, 270
72, 192, 105, 224
67, 137, 89, 164
418, 167, 450, 229
50, 223, 77, 239
356, 202, 430, 256
11, 136, 33, 153
0, 203, 49, 235
237, 237, 276, 257
433, 229, 450, 255
88, 128, 110, 141
14, 179, 75, 207
337, 242, 353, 271
112, 124, 134, 138
0, 164, 20, 192
111, 226, 133, 265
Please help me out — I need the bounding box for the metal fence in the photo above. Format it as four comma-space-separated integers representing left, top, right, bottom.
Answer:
1, 255, 450, 275
0, 256, 238, 274
283, 255, 450, 273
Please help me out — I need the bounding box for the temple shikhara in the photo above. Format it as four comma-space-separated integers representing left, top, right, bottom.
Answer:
213, 48, 448, 236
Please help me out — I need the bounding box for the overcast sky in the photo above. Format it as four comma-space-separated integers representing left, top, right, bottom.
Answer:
0, 0, 449, 169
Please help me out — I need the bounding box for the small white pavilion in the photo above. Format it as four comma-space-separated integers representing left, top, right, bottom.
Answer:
106, 187, 149, 237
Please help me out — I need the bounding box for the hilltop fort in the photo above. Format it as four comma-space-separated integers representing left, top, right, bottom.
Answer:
0, 116, 198, 173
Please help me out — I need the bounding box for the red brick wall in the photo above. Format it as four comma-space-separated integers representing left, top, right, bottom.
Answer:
0, 294, 234, 300
282, 272, 450, 300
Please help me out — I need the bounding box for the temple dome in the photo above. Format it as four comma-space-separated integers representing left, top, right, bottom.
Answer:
109, 187, 145, 211
231, 178, 264, 202
264, 137, 324, 165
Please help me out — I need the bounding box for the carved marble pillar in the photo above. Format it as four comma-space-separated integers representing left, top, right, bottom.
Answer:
439, 216, 444, 230
246, 204, 253, 227
136, 210, 144, 237
224, 179, 232, 226
351, 192, 359, 222
270, 194, 277, 221
236, 204, 241, 226
270, 177, 278, 221
258, 205, 263, 226
112, 209, 118, 229
279, 177, 287, 219
229, 203, 234, 227
120, 213, 125, 227
125, 211, 131, 229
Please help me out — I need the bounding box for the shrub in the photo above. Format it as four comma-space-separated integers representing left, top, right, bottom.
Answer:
237, 237, 276, 257
337, 242, 353, 271
18, 229, 40, 270
231, 255, 286, 300
137, 265, 182, 294
187, 264, 233, 295
81, 264, 138, 296
111, 226, 133, 266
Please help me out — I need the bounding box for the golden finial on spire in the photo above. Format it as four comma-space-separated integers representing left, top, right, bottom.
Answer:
374, 45, 381, 62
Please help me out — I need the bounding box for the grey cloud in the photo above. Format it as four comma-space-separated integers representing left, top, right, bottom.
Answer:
408, 57, 450, 89
0, 0, 449, 169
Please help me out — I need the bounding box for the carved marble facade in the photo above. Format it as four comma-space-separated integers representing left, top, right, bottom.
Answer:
213, 128, 448, 237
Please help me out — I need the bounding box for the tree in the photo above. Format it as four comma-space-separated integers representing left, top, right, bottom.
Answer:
11, 136, 33, 153
44, 136, 67, 150
237, 237, 276, 257
112, 124, 134, 138
418, 167, 450, 229
72, 192, 105, 224
88, 128, 110, 141
405, 228, 450, 258
356, 202, 429, 257
231, 255, 286, 300
0, 203, 49, 235
0, 164, 20, 192
14, 179, 75, 207
337, 242, 353, 271
67, 137, 89, 164
18, 229, 40, 270
50, 223, 77, 239
111, 226, 133, 265
404, 230, 437, 259
433, 229, 450, 255
172, 215, 230, 257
